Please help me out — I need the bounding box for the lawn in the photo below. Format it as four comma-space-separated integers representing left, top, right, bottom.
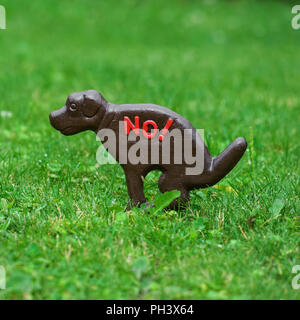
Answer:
0, 0, 299, 299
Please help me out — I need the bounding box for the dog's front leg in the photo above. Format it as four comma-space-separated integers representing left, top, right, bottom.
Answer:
124, 168, 146, 208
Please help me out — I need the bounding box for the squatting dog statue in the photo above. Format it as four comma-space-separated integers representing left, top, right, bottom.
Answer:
49, 90, 247, 209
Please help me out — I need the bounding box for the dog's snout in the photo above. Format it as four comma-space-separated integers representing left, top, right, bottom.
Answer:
49, 107, 66, 130
49, 110, 58, 128
50, 108, 63, 119
49, 111, 55, 122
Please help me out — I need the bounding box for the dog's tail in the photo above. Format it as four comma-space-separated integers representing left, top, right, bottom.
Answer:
204, 137, 247, 187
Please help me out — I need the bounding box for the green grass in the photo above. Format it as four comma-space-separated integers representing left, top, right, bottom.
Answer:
0, 0, 299, 299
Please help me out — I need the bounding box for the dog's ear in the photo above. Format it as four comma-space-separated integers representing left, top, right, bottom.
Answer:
82, 96, 99, 117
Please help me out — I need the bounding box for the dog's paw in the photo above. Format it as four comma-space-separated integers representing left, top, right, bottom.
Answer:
125, 200, 153, 211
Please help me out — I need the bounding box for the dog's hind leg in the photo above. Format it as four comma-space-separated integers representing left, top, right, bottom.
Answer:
158, 172, 189, 210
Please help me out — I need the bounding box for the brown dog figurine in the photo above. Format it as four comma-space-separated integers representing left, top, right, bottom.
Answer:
49, 90, 247, 209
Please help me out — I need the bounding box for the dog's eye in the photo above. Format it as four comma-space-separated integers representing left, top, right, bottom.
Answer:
70, 103, 77, 112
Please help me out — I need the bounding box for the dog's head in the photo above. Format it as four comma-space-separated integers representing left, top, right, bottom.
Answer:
49, 90, 107, 135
